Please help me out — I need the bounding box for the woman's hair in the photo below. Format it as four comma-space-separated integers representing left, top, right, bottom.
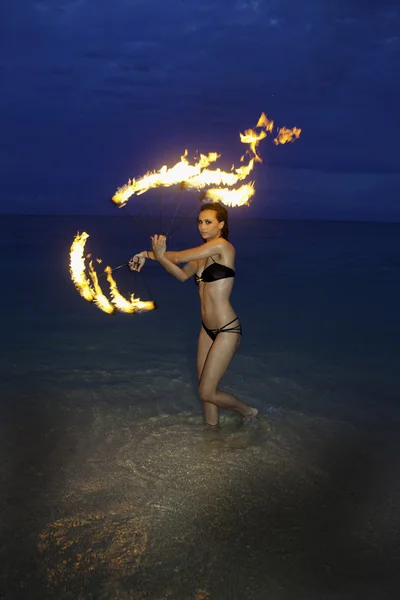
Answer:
198, 202, 229, 240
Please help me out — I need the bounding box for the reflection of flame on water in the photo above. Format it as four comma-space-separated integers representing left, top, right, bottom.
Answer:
39, 508, 209, 599
38, 513, 148, 591
70, 232, 155, 315
112, 111, 301, 208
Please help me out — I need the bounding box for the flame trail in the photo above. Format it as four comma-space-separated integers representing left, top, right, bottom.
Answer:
105, 266, 155, 313
111, 111, 301, 208
202, 183, 256, 207
112, 152, 220, 206
181, 159, 255, 190
70, 232, 155, 315
70, 232, 96, 303
88, 260, 115, 314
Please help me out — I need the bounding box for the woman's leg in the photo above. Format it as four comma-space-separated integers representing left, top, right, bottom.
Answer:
197, 327, 219, 426
198, 332, 258, 418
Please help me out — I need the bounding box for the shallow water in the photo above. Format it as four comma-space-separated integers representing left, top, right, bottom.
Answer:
1, 215, 399, 599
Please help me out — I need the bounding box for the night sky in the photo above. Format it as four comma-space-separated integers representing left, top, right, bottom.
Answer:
1, 1, 399, 220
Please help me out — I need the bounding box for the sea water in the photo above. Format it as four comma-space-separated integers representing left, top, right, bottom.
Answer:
1, 215, 399, 599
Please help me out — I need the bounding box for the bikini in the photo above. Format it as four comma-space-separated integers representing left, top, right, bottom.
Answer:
195, 258, 242, 341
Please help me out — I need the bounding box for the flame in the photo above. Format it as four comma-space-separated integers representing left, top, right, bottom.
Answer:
202, 183, 256, 207
239, 129, 267, 162
112, 151, 220, 206
105, 266, 155, 313
88, 260, 115, 314
256, 112, 274, 132
70, 232, 97, 303
274, 126, 302, 145
182, 158, 255, 190
70, 232, 155, 315
112, 111, 301, 209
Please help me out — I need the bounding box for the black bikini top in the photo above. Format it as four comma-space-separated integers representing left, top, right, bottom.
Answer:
194, 258, 235, 286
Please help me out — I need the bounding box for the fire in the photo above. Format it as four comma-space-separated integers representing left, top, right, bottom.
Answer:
69, 232, 155, 315
112, 151, 220, 206
239, 129, 267, 162
256, 112, 274, 132
274, 126, 302, 145
112, 111, 301, 208
70, 232, 98, 303
87, 260, 115, 314
181, 158, 255, 190
105, 266, 155, 313
202, 183, 256, 207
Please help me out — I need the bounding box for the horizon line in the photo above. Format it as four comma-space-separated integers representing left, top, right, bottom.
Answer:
1, 214, 400, 226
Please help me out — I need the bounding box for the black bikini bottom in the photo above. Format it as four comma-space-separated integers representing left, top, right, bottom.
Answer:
202, 317, 242, 342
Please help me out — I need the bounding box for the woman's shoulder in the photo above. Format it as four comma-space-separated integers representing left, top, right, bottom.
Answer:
214, 237, 234, 249
218, 238, 235, 259
207, 237, 235, 259
221, 238, 235, 251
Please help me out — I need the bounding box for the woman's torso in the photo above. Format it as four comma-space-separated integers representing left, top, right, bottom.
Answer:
195, 242, 237, 327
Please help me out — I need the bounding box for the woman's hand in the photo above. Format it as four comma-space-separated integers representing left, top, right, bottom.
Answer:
128, 252, 147, 272
151, 234, 167, 261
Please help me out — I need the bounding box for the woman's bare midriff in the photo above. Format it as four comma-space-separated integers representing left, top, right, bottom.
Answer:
198, 278, 237, 328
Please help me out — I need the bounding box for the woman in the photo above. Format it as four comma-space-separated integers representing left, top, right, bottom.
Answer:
129, 202, 258, 429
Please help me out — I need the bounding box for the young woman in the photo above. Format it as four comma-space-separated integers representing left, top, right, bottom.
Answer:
129, 202, 258, 429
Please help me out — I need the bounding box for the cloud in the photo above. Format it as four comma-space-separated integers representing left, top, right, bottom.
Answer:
80, 50, 123, 61
32, 2, 51, 11
33, 0, 86, 13
235, 0, 261, 12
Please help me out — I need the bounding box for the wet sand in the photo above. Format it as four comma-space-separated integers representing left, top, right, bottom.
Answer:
1, 384, 399, 600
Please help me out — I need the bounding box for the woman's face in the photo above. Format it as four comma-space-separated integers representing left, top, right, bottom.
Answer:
197, 210, 224, 240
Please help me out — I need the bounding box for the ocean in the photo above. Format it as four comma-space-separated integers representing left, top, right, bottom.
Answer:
1, 214, 399, 599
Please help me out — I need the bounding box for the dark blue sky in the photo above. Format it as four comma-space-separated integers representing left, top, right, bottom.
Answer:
1, 0, 399, 220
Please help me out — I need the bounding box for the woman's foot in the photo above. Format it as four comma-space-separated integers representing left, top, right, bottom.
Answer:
242, 407, 259, 427
204, 422, 221, 431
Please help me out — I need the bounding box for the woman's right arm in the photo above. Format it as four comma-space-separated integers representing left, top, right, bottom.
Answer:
156, 259, 197, 282
129, 250, 178, 272
129, 252, 197, 283
146, 250, 179, 262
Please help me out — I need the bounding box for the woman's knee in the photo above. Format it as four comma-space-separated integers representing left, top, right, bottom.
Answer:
198, 382, 215, 403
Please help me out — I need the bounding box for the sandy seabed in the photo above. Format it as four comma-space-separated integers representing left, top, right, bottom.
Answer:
1, 380, 399, 600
